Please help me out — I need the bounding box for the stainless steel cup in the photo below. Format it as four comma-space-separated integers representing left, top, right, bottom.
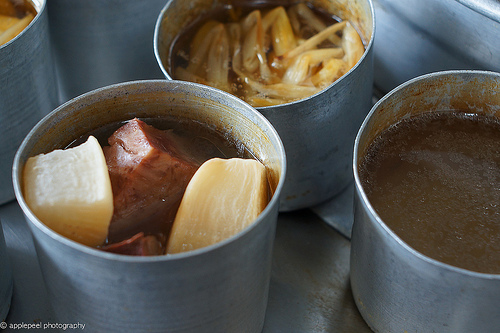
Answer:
351, 70, 500, 332
47, 0, 167, 103
154, 0, 375, 211
372, 0, 500, 93
12, 80, 286, 333
0, 220, 13, 322
0, 0, 59, 204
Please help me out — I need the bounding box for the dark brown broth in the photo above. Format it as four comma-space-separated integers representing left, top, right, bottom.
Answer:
70, 117, 253, 162
359, 111, 500, 274
17, 0, 36, 17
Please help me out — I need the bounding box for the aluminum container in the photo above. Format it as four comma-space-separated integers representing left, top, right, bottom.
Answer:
0, 0, 59, 205
12, 80, 286, 333
154, 0, 375, 211
351, 71, 500, 332
47, 0, 167, 103
0, 220, 13, 322
373, 0, 500, 93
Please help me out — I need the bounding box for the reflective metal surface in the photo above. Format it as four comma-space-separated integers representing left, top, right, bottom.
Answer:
373, 0, 500, 93
154, 0, 375, 211
0, 0, 59, 204
0, 219, 13, 322
47, 0, 166, 102
312, 183, 354, 239
351, 71, 500, 332
0, 199, 371, 333
12, 80, 286, 333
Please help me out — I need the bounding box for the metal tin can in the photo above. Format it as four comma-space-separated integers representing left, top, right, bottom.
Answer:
13, 80, 286, 333
154, 0, 375, 211
47, 0, 167, 102
0, 220, 13, 322
351, 70, 500, 332
0, 0, 59, 204
372, 0, 500, 93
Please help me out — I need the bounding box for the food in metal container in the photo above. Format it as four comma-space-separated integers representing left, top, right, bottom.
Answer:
359, 110, 500, 274
23, 118, 269, 255
103, 118, 200, 246
167, 157, 268, 254
0, 0, 36, 45
168, 3, 365, 106
23, 136, 114, 247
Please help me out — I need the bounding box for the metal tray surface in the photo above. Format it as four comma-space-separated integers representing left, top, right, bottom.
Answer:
0, 189, 370, 332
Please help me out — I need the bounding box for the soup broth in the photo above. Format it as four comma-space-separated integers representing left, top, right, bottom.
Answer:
167, 2, 365, 106
71, 116, 253, 164
359, 111, 500, 274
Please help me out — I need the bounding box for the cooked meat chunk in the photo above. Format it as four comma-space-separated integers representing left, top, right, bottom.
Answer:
104, 118, 199, 243
101, 232, 163, 256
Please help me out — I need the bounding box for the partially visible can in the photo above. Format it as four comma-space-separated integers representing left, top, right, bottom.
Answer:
47, 0, 167, 103
154, 0, 375, 211
0, 220, 13, 322
372, 0, 500, 93
351, 70, 500, 332
0, 0, 59, 204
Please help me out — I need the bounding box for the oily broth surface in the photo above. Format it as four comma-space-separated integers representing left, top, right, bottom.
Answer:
11, 0, 36, 16
168, 2, 347, 106
70, 117, 253, 163
359, 111, 500, 274
169, 2, 342, 71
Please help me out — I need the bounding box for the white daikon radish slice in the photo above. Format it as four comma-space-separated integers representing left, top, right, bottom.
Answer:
167, 158, 268, 254
23, 136, 113, 247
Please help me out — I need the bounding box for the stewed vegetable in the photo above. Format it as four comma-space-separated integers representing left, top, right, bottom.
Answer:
170, 3, 365, 106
